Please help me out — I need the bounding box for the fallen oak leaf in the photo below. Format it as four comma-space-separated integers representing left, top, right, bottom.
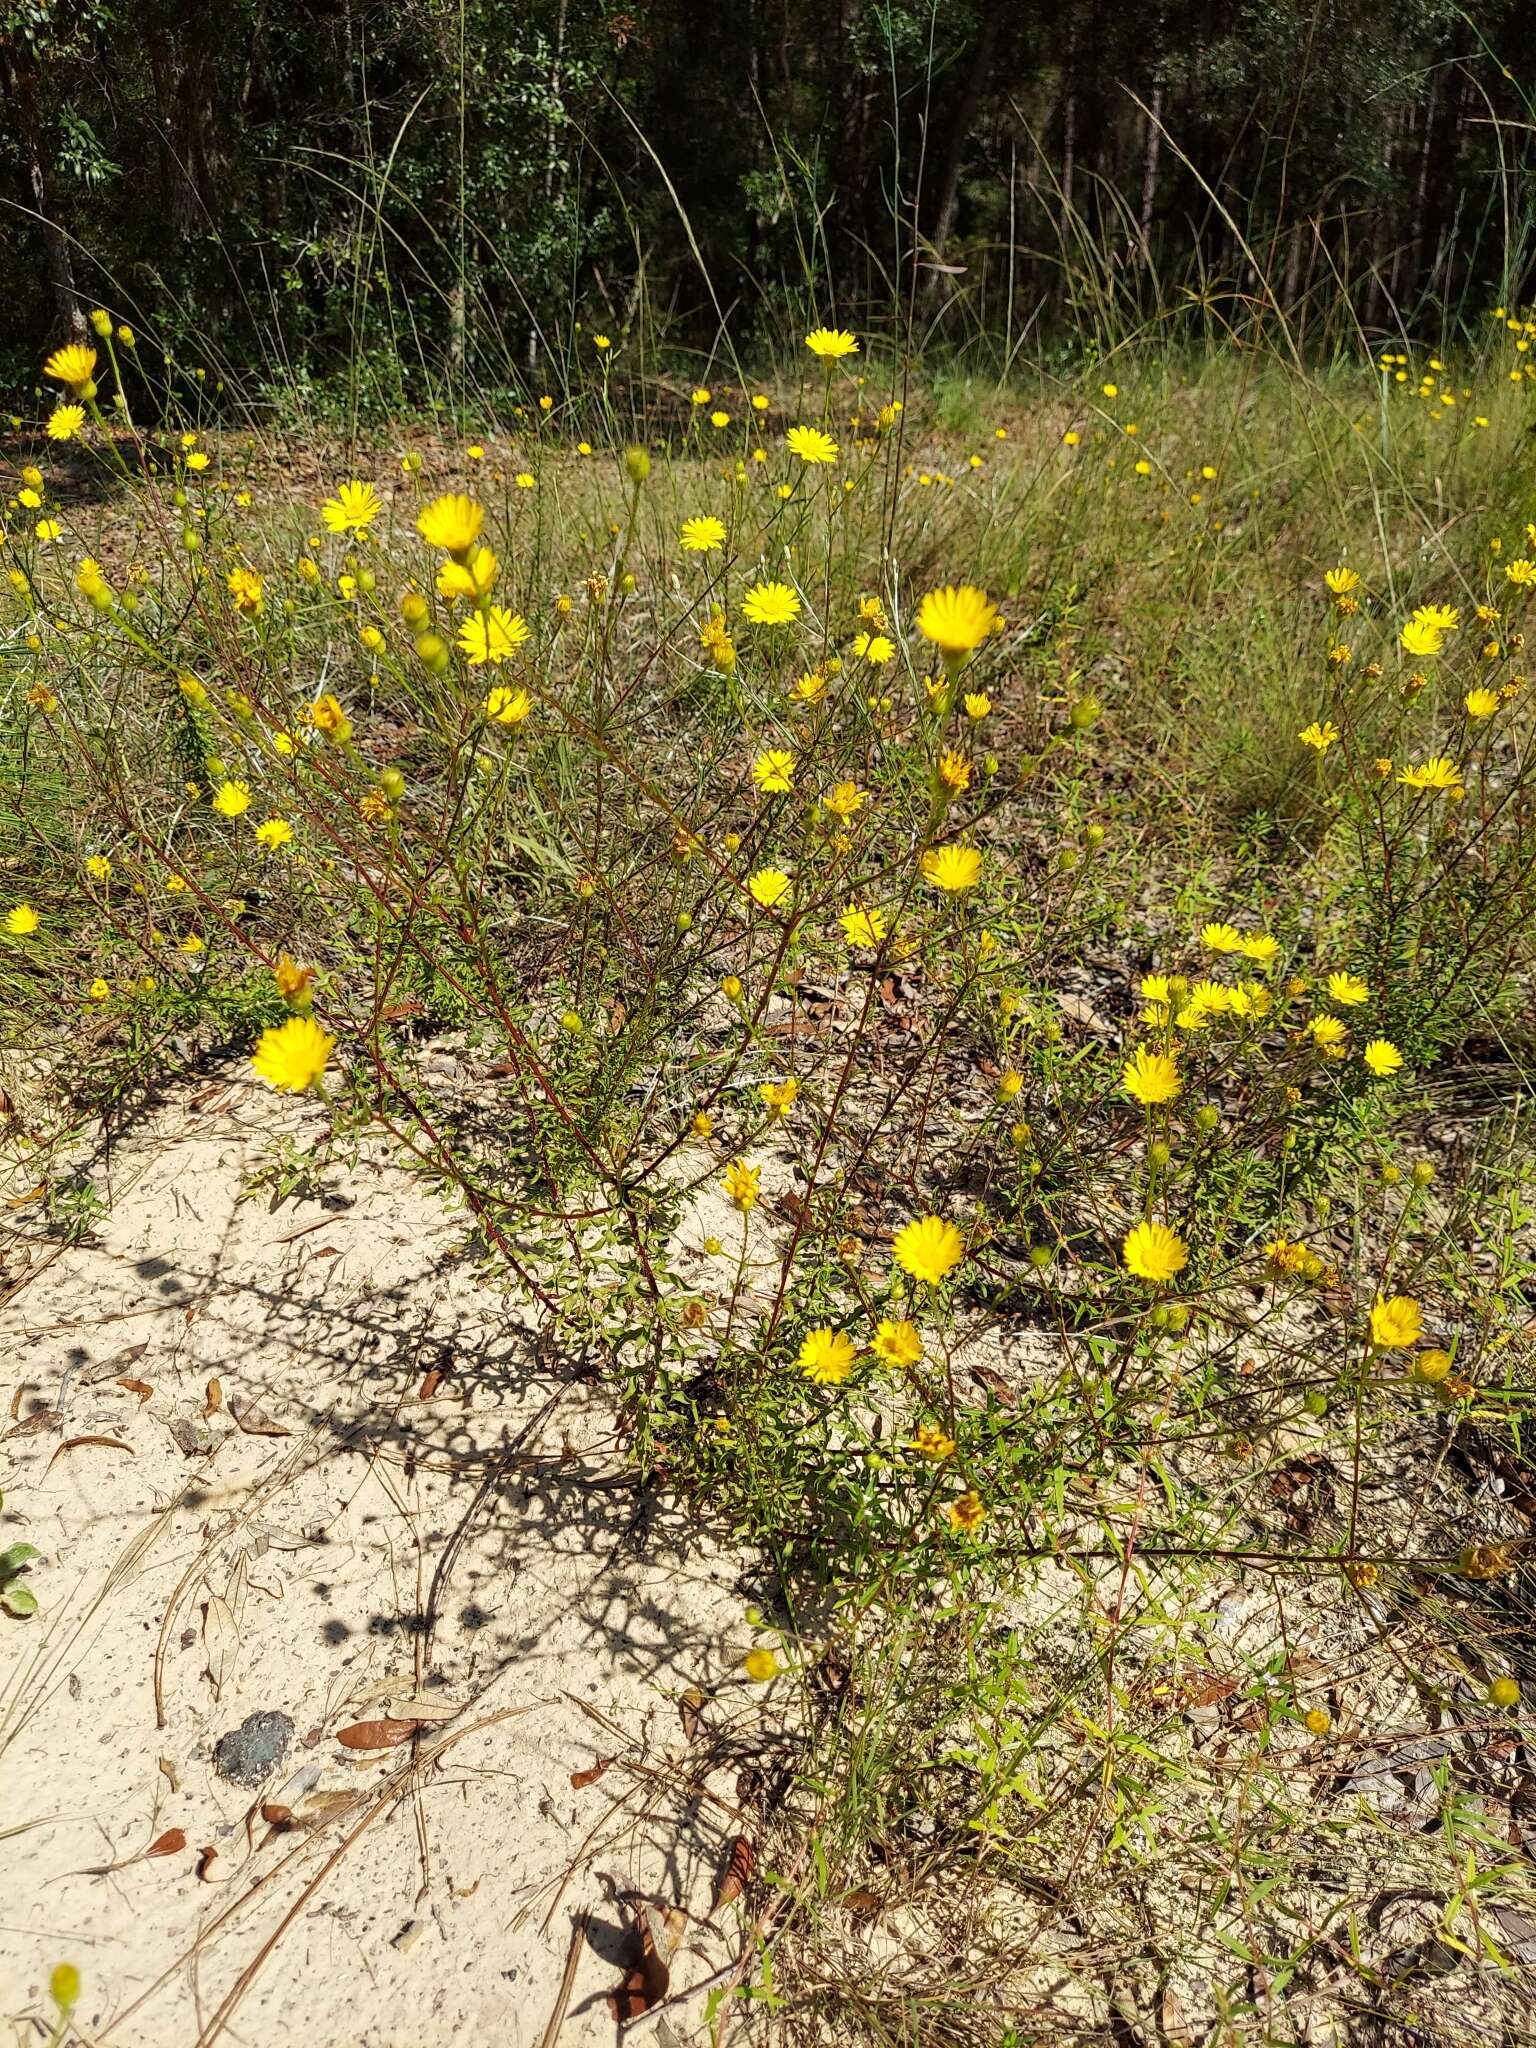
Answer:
336, 1716, 420, 1751
227, 1393, 290, 1437
571, 1756, 614, 1790
203, 1377, 222, 1417
147, 1828, 187, 1857
195, 1845, 218, 1881
418, 1367, 446, 1400
678, 1687, 705, 1743
118, 1378, 154, 1403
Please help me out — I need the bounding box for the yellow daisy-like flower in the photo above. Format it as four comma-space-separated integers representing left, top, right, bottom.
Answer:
759, 1077, 799, 1118
851, 631, 895, 663
274, 955, 313, 1006
743, 1647, 778, 1681
1201, 921, 1244, 954
321, 480, 381, 534
741, 581, 801, 626
723, 1158, 760, 1211
920, 844, 981, 894
892, 1215, 965, 1287
1412, 602, 1460, 633
747, 867, 792, 910
822, 780, 866, 819
251, 1014, 335, 1094
804, 327, 860, 360
88, 977, 110, 1001
1308, 1014, 1348, 1051
1122, 1219, 1188, 1284
947, 1490, 986, 1535
4, 903, 40, 937
964, 692, 992, 720
42, 343, 97, 391
1399, 618, 1444, 658
226, 565, 264, 614
1362, 1038, 1404, 1077
909, 1422, 955, 1459
1368, 1294, 1421, 1349
1326, 972, 1369, 1007
254, 817, 294, 852
1324, 567, 1359, 595
1299, 720, 1339, 752
680, 515, 726, 553
1398, 756, 1462, 791
840, 903, 886, 948
916, 584, 998, 660
1241, 934, 1279, 964
1122, 1046, 1181, 1107
311, 693, 353, 743
211, 780, 252, 818
752, 748, 796, 793
797, 1327, 857, 1385
437, 547, 499, 600
873, 1318, 924, 1368
84, 854, 112, 882
1464, 688, 1501, 718
47, 404, 85, 442
417, 493, 485, 555
458, 606, 530, 666
485, 685, 532, 726
785, 425, 839, 465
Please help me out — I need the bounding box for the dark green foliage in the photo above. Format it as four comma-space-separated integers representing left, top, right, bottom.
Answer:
1, 0, 1532, 395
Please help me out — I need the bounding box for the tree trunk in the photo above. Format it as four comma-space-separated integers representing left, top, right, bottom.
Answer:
2, 44, 83, 336
926, 4, 1003, 296
1139, 81, 1164, 250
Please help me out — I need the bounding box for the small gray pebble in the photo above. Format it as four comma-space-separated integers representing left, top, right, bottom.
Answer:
213, 1711, 295, 1787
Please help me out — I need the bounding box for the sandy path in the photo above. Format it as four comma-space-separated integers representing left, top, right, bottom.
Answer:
1, 1079, 762, 2047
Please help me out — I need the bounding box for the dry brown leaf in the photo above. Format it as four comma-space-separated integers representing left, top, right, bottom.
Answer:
383, 1695, 457, 1722
6, 1407, 62, 1438
418, 1367, 446, 1400
836, 1887, 883, 1913
147, 1828, 186, 1857
195, 1845, 218, 1881
606, 1899, 686, 2022
82, 1341, 148, 1386
118, 1378, 153, 1403
336, 1716, 419, 1750
203, 1377, 222, 1417
570, 1756, 614, 1790
258, 1803, 293, 1828
228, 1393, 290, 1437
46, 1434, 133, 1471
202, 1592, 238, 1703
713, 1835, 754, 1910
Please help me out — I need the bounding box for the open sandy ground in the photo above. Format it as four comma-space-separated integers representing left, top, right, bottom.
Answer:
1, 1078, 770, 2048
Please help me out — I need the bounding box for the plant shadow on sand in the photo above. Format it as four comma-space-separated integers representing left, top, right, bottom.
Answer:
0, 1073, 782, 2048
